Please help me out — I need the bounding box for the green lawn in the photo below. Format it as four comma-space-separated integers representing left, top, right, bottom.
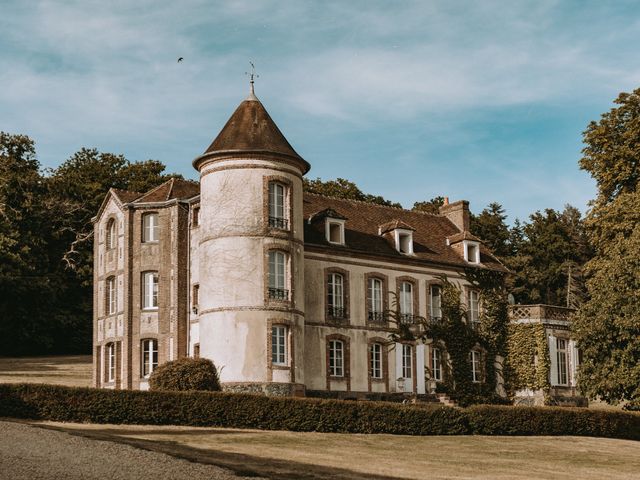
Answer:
42, 422, 640, 480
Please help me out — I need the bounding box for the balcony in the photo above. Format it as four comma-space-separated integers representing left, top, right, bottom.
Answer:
268, 288, 289, 301
508, 304, 574, 324
327, 306, 347, 320
269, 216, 289, 230
368, 310, 387, 324
399, 313, 418, 325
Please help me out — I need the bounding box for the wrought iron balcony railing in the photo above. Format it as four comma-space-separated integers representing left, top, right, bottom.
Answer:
269, 216, 289, 230
327, 306, 346, 319
368, 310, 387, 324
268, 288, 289, 301
399, 313, 417, 325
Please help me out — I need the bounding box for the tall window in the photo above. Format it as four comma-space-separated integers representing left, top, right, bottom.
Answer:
370, 343, 382, 379
142, 213, 159, 242
268, 182, 288, 229
142, 271, 158, 309
192, 284, 199, 313
402, 344, 413, 378
271, 326, 287, 365
399, 281, 414, 324
329, 340, 344, 377
430, 285, 442, 320
106, 343, 116, 382
141, 339, 158, 378
268, 251, 288, 300
368, 278, 384, 322
470, 350, 481, 382
106, 219, 116, 250
468, 290, 480, 329
556, 338, 568, 385
106, 276, 116, 315
327, 273, 345, 318
432, 347, 442, 381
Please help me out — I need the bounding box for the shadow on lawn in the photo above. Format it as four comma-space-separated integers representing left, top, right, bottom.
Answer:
39, 423, 410, 480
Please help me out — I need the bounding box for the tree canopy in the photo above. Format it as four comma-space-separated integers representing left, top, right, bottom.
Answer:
574, 88, 640, 407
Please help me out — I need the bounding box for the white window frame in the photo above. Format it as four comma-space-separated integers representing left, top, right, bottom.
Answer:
402, 344, 413, 379
142, 213, 159, 243
141, 339, 158, 378
271, 325, 288, 366
327, 273, 344, 314
468, 290, 480, 328
106, 276, 116, 315
400, 281, 413, 316
368, 278, 383, 314
432, 347, 442, 381
470, 350, 481, 383
430, 285, 442, 320
325, 219, 346, 245
268, 182, 288, 229
370, 343, 382, 379
268, 251, 288, 300
556, 338, 568, 386
464, 240, 480, 264
329, 340, 344, 377
107, 343, 116, 383
394, 229, 414, 255
142, 271, 158, 310
106, 219, 116, 250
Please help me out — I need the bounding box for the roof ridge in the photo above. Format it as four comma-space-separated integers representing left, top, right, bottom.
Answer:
303, 192, 442, 217
165, 177, 176, 201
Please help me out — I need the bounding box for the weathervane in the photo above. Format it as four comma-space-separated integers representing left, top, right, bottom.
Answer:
245, 61, 259, 96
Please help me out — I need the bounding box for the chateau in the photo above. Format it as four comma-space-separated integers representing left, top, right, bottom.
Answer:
92, 84, 581, 403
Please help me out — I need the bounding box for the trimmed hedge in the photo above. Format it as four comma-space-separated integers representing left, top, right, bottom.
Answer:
149, 357, 220, 392
1, 383, 638, 440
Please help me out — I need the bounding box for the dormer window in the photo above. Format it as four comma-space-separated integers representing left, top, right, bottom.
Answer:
464, 240, 480, 264
326, 219, 345, 245
396, 230, 414, 255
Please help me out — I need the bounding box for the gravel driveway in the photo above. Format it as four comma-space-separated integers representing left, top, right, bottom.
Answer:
0, 421, 259, 480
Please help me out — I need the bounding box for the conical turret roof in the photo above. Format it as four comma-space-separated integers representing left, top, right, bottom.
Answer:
193, 94, 310, 173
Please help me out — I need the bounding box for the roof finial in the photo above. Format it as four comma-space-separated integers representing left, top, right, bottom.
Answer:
245, 61, 259, 101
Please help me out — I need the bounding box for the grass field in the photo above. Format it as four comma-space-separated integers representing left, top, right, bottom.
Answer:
41, 422, 640, 480
0, 355, 92, 387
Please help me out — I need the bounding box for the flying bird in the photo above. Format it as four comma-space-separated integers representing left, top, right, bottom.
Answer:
177, 57, 184, 63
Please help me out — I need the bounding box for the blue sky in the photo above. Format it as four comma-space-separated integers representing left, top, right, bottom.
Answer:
2, 1, 640, 222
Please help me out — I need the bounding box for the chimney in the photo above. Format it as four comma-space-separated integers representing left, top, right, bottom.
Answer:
439, 199, 470, 232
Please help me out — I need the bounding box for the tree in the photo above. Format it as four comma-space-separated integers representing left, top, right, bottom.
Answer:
412, 196, 445, 214
303, 177, 401, 207
470, 203, 512, 258
574, 88, 640, 407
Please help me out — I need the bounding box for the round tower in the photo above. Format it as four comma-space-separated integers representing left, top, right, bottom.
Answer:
193, 84, 309, 395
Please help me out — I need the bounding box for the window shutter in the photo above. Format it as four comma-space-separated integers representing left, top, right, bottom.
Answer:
568, 340, 578, 387
548, 334, 558, 386
395, 342, 403, 383
416, 344, 426, 394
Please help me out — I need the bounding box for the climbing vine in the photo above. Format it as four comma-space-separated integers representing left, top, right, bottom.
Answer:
504, 323, 550, 395
388, 268, 510, 406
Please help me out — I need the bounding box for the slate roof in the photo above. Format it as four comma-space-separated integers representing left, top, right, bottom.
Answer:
303, 193, 507, 272
193, 96, 310, 173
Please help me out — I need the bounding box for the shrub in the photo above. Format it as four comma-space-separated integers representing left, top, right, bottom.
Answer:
148, 358, 220, 392
1, 384, 638, 440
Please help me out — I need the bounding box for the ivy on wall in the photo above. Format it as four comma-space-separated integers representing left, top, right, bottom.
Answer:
389, 269, 510, 406
504, 323, 550, 394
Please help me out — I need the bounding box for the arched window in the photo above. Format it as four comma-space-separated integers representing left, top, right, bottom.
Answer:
268, 182, 288, 229
106, 276, 116, 315
327, 273, 344, 318
141, 339, 158, 378
268, 251, 288, 300
106, 219, 116, 250
142, 213, 159, 243
368, 278, 383, 321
